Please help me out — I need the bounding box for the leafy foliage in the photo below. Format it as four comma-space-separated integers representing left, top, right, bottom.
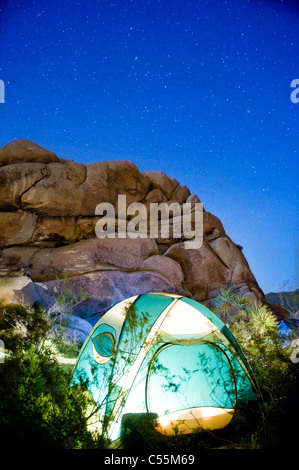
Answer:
49, 273, 93, 318
212, 288, 299, 448
0, 297, 105, 449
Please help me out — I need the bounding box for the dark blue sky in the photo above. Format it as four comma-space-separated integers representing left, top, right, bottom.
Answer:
0, 0, 298, 294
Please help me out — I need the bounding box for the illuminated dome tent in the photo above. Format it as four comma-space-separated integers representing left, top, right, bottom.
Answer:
70, 293, 257, 442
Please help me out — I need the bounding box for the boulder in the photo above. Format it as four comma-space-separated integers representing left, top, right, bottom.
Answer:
21, 161, 88, 215
267, 303, 290, 322
35, 272, 115, 319
108, 161, 150, 208
20, 160, 150, 216
0, 276, 40, 307
0, 211, 37, 247
208, 236, 257, 286
52, 314, 93, 343
168, 184, 191, 205
32, 216, 81, 244
187, 194, 202, 207
0, 139, 59, 167
0, 246, 39, 277
35, 267, 182, 323
0, 162, 48, 210
28, 236, 159, 281
142, 170, 178, 199
165, 241, 231, 299
203, 212, 225, 239
142, 188, 167, 209
139, 254, 184, 291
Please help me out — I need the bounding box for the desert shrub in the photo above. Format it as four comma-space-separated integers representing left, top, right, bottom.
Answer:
0, 301, 106, 449
212, 289, 299, 448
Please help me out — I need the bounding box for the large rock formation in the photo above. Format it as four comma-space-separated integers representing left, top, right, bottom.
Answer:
0, 139, 267, 328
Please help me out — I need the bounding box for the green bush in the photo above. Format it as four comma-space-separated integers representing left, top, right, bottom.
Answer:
212, 289, 299, 448
0, 302, 105, 449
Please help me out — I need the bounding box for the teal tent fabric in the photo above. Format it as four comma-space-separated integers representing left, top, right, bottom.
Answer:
70, 293, 258, 441
147, 343, 236, 414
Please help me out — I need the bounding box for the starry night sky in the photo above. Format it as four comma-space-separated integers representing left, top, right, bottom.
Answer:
0, 0, 298, 294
